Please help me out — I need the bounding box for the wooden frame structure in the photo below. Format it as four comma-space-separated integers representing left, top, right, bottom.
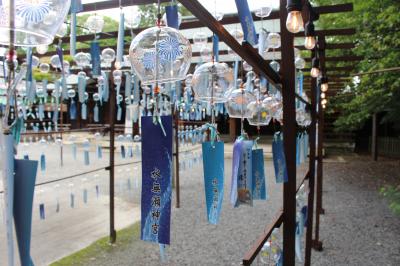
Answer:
25, 0, 359, 264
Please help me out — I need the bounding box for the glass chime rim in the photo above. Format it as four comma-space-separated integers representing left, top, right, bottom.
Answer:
0, 0, 72, 46
129, 25, 192, 85
192, 61, 233, 104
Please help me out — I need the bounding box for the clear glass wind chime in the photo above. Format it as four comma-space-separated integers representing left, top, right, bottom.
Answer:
129, 0, 191, 128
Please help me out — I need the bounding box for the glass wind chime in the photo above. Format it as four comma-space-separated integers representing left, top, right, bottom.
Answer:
0, 1, 72, 266
128, 0, 192, 257
129, 2, 191, 125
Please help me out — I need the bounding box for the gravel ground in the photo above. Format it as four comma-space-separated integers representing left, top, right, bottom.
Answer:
0, 136, 202, 265
83, 156, 308, 266
312, 155, 400, 266
83, 154, 400, 266
3, 136, 399, 266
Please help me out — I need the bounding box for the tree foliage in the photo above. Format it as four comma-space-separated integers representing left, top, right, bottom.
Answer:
313, 0, 400, 131
138, 3, 191, 27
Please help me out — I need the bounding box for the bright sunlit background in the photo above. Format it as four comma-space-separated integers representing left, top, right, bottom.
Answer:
81, 0, 280, 21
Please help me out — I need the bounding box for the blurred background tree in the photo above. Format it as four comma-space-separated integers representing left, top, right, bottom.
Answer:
313, 0, 400, 131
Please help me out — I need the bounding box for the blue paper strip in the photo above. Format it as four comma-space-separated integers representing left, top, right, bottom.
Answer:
26, 47, 33, 82
14, 159, 38, 266
81, 103, 87, 120
116, 12, 125, 64
165, 5, 179, 29
83, 189, 88, 204
237, 140, 253, 206
70, 0, 83, 13
90, 41, 101, 76
78, 74, 86, 103
213, 34, 219, 62
234, 0, 258, 45
102, 71, 109, 102
84, 150, 90, 165
94, 105, 99, 122
96, 145, 102, 159
121, 145, 126, 159
125, 73, 132, 98
39, 204, 45, 220
296, 134, 300, 166
141, 116, 172, 245
40, 153, 46, 172
202, 142, 224, 224
69, 100, 77, 120
252, 149, 267, 200
70, 193, 75, 208
70, 13, 77, 57
272, 133, 288, 183
230, 139, 254, 207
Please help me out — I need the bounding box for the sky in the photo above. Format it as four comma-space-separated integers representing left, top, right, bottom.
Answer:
81, 0, 280, 21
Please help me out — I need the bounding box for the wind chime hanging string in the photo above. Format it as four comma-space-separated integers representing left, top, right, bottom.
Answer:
3, 0, 24, 139
240, 83, 245, 137
116, 0, 125, 69
153, 0, 166, 137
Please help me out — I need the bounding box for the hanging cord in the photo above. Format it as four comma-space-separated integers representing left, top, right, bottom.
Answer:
203, 122, 219, 147
130, 0, 135, 37
93, 2, 98, 40
3, 0, 17, 134
209, 0, 217, 129
253, 136, 260, 150
256, 90, 261, 138
153, 0, 166, 136
210, 64, 216, 127
240, 83, 245, 137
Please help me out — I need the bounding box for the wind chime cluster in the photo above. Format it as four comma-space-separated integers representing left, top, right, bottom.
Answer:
0, 0, 318, 264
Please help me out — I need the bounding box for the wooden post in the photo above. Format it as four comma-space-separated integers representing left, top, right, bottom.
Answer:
372, 113, 378, 161
305, 51, 318, 266
109, 66, 117, 243
229, 117, 236, 142
314, 36, 326, 251
279, 1, 297, 264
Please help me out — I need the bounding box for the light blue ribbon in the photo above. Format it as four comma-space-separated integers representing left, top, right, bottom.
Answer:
125, 73, 132, 99
78, 74, 86, 103
116, 12, 125, 64
81, 102, 87, 120
70, 13, 77, 57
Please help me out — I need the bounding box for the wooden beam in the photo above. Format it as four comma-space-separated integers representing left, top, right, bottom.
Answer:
178, 0, 281, 85
295, 28, 356, 37
325, 43, 356, 50
82, 2, 353, 17
304, 55, 362, 62
242, 211, 284, 265
303, 66, 355, 72
43, 41, 357, 58
303, 74, 350, 78
350, 67, 400, 76
56, 26, 356, 45
82, 0, 169, 12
